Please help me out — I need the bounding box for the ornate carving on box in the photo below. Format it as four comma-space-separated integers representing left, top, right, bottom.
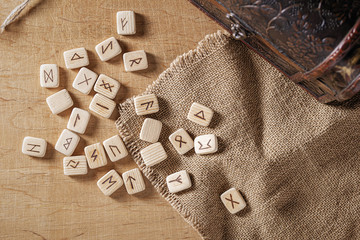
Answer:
190, 0, 360, 103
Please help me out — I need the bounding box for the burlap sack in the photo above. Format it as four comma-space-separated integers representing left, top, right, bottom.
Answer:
115, 31, 360, 239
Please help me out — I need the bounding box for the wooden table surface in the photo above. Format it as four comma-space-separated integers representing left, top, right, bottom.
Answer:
0, 1, 219, 239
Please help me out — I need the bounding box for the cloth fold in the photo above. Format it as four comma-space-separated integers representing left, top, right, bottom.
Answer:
116, 31, 360, 240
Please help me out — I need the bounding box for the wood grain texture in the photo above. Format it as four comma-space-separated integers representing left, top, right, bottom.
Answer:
0, 0, 219, 239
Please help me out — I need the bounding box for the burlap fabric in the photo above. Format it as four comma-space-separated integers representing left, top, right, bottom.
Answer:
115, 31, 360, 239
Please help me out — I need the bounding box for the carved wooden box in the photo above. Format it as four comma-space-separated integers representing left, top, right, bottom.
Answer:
190, 0, 360, 103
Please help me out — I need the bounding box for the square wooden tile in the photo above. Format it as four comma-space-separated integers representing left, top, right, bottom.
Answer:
97, 169, 123, 196
55, 129, 80, 156
89, 93, 116, 118
95, 37, 122, 61
123, 50, 148, 72
194, 134, 218, 155
134, 94, 159, 116
140, 142, 167, 167
103, 135, 128, 162
166, 170, 192, 193
63, 155, 88, 175
93, 74, 120, 99
169, 128, 194, 155
84, 142, 108, 169
220, 188, 246, 214
187, 102, 214, 127
22, 136, 47, 157
140, 118, 162, 143
122, 168, 146, 194
67, 108, 91, 134
40, 64, 59, 88
63, 47, 89, 69
117, 11, 136, 35
72, 67, 98, 94
46, 89, 73, 114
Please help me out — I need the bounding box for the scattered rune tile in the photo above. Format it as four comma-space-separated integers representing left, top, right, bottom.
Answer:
46, 89, 73, 114
123, 50, 148, 72
40, 64, 59, 88
22, 136, 47, 158
63, 47, 89, 69
95, 36, 122, 61
220, 188, 247, 214
117, 11, 136, 35
140, 118, 162, 143
122, 168, 146, 194
194, 134, 218, 155
187, 102, 214, 127
169, 128, 194, 155
55, 129, 80, 156
97, 169, 123, 196
93, 74, 120, 99
166, 170, 192, 193
72, 67, 98, 95
134, 94, 159, 116
140, 142, 167, 167
103, 135, 128, 162
84, 142, 108, 169
67, 108, 91, 134
63, 155, 88, 175
89, 93, 116, 118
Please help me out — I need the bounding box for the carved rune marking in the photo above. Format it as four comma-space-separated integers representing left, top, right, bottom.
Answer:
225, 194, 240, 209
175, 135, 187, 148
96, 103, 109, 110
63, 138, 73, 150
100, 80, 114, 92
74, 114, 80, 127
198, 139, 211, 150
44, 69, 54, 83
140, 101, 153, 110
78, 74, 92, 85
169, 175, 182, 184
102, 175, 117, 189
71, 53, 84, 61
102, 41, 113, 54
27, 144, 40, 153
194, 110, 205, 120
91, 149, 98, 162
109, 145, 121, 156
120, 17, 128, 30
66, 160, 79, 168
126, 176, 136, 189
129, 58, 142, 67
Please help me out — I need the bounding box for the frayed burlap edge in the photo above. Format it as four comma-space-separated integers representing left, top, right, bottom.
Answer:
115, 30, 230, 239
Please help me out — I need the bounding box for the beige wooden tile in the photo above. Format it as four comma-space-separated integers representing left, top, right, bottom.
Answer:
166, 170, 192, 193
123, 50, 148, 72
46, 89, 73, 114
89, 93, 116, 118
84, 142, 108, 169
140, 118, 162, 143
63, 155, 88, 175
63, 47, 89, 69
22, 136, 47, 158
67, 108, 91, 134
103, 135, 128, 162
40, 64, 59, 88
95, 37, 122, 61
169, 128, 194, 155
187, 102, 214, 127
97, 169, 123, 196
93, 74, 120, 99
122, 168, 145, 194
116, 11, 136, 35
55, 129, 80, 156
72, 67, 98, 94
220, 188, 246, 214
194, 134, 218, 155
134, 94, 159, 116
140, 142, 167, 167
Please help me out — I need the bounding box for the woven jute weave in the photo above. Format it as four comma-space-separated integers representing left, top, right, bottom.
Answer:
116, 31, 360, 239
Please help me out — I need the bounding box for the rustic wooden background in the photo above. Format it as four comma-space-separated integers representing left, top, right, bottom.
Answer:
0, 0, 219, 239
